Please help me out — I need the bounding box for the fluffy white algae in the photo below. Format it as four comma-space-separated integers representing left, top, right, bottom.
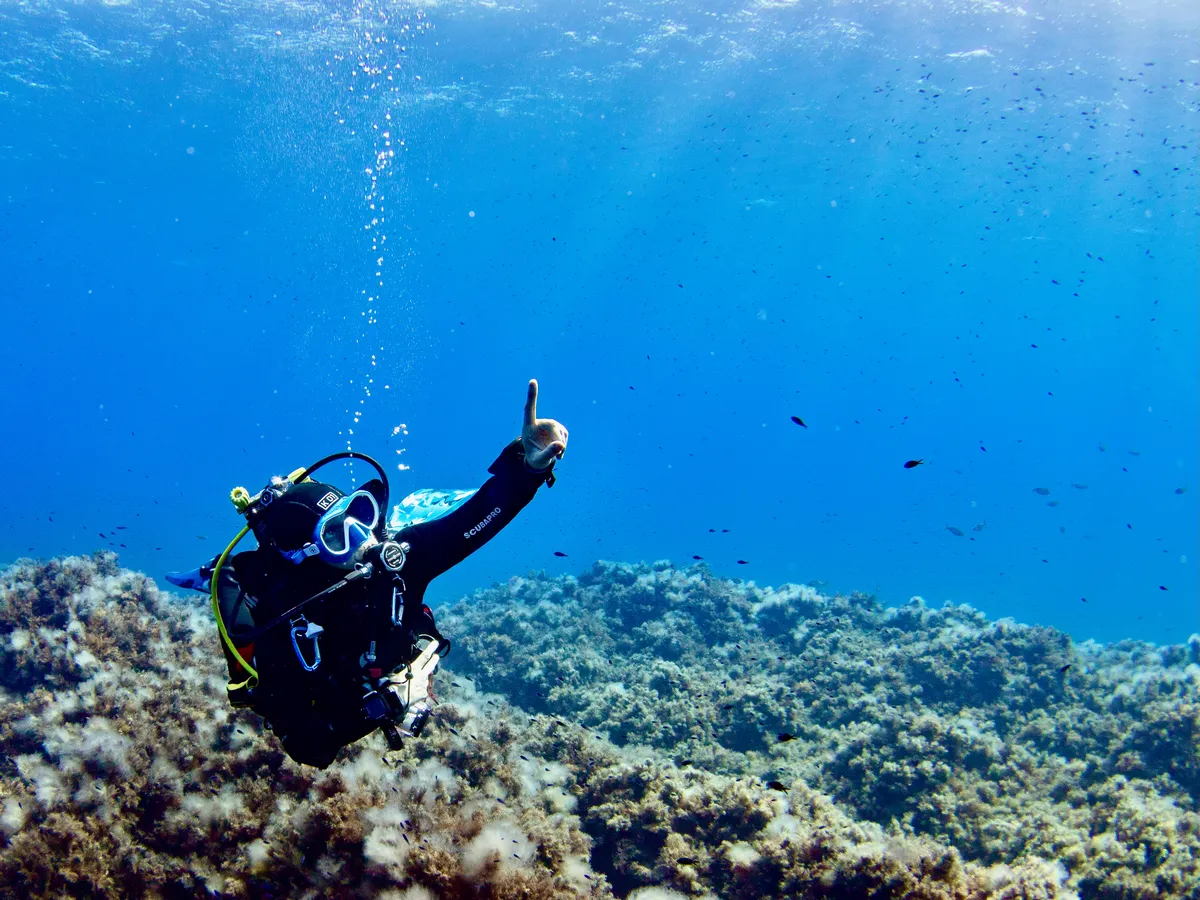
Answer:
0, 553, 1196, 899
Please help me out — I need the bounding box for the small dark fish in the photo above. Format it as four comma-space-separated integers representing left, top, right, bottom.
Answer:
1129, 450, 1141, 457
1175, 487, 1187, 495
972, 522, 987, 532
116, 526, 127, 530
1081, 597, 1087, 603
679, 759, 693, 766
99, 533, 106, 538
736, 559, 749, 565
722, 704, 735, 710
946, 526, 965, 537
553, 551, 568, 558
692, 555, 703, 560
402, 834, 410, 844
1127, 524, 1133, 530
777, 733, 796, 743
1071, 483, 1089, 490
448, 727, 459, 736
1133, 169, 1141, 175
197, 535, 207, 540
1047, 501, 1059, 507
677, 857, 697, 865
1059, 664, 1071, 673
766, 780, 788, 792
1032, 487, 1051, 495
1159, 585, 1169, 591
903, 459, 924, 469
520, 755, 529, 760
790, 415, 807, 428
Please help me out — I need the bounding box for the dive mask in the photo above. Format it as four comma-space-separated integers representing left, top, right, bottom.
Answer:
283, 489, 380, 567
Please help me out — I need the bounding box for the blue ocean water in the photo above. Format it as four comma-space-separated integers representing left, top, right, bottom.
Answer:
0, 0, 1196, 646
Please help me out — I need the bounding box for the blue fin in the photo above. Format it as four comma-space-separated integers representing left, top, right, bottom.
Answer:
387, 488, 477, 535
165, 566, 211, 592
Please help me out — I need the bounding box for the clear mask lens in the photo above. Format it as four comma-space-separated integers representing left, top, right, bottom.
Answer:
317, 491, 379, 556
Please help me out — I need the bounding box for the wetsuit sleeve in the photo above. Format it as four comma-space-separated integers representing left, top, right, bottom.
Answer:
398, 439, 554, 586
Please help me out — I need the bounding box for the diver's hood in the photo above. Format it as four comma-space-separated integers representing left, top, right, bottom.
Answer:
251, 481, 345, 553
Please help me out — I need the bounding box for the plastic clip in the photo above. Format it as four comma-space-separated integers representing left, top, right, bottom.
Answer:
390, 581, 407, 627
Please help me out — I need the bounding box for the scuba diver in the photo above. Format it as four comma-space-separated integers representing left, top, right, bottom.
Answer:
166, 379, 567, 768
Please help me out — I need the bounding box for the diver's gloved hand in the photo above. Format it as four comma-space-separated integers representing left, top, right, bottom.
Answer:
165, 564, 213, 592
522, 379, 568, 471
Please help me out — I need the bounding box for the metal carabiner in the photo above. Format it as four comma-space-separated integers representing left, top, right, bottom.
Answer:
289, 618, 324, 672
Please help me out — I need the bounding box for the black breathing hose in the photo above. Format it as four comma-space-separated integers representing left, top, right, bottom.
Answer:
295, 451, 390, 539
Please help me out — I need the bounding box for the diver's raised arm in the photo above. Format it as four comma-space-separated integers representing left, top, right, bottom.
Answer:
394, 380, 567, 586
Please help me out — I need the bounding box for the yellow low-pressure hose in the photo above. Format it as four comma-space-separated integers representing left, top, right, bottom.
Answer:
211, 525, 259, 685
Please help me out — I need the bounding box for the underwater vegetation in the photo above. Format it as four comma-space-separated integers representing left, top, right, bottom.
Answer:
0, 553, 1197, 899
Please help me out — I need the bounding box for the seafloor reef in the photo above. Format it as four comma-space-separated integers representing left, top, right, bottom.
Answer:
0, 554, 1196, 899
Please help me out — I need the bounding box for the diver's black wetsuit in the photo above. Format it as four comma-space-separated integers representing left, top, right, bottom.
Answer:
218, 439, 553, 767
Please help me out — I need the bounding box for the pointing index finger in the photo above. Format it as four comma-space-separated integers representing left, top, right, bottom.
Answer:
524, 379, 539, 430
